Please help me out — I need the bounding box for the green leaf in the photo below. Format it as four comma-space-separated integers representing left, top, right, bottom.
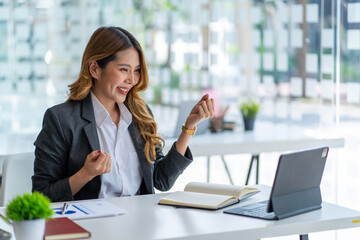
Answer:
240, 101, 260, 119
5, 192, 53, 221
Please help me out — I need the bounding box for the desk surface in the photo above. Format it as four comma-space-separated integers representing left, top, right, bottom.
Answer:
164, 122, 344, 156
0, 132, 37, 156
0, 122, 345, 176
2, 185, 359, 240
0, 122, 344, 157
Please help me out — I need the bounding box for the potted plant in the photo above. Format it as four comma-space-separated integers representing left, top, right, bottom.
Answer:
239, 100, 260, 131
5, 192, 53, 240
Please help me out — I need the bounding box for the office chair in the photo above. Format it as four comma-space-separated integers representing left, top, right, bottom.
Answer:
0, 152, 34, 206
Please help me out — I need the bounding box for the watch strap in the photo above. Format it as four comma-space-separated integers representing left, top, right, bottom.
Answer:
182, 124, 196, 136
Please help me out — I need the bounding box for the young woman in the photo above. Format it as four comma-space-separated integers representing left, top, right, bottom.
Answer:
32, 26, 214, 202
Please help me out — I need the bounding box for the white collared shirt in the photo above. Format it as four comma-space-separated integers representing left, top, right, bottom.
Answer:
90, 92, 142, 198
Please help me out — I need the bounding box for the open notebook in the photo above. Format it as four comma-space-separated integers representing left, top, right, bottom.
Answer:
158, 182, 260, 210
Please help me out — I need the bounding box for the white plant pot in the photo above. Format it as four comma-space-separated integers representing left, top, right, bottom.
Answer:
13, 218, 45, 240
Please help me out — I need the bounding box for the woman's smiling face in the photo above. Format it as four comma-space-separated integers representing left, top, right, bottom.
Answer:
92, 47, 140, 108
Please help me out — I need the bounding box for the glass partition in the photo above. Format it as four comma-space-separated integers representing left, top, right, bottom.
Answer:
0, 1, 359, 238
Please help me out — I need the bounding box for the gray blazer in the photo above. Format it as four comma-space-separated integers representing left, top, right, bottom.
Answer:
32, 94, 193, 202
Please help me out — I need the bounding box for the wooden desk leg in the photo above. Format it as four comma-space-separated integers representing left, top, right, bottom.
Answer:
207, 156, 210, 183
221, 156, 234, 185
299, 234, 309, 240
245, 154, 260, 185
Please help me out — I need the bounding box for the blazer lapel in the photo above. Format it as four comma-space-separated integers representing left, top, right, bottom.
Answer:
81, 94, 100, 151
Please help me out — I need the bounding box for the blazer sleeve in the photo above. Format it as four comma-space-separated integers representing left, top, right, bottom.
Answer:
143, 104, 193, 192
32, 108, 74, 202
152, 142, 193, 191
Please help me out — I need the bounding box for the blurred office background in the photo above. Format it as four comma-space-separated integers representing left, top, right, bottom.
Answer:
0, 0, 359, 239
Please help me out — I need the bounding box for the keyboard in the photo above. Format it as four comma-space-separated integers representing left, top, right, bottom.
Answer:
224, 200, 277, 220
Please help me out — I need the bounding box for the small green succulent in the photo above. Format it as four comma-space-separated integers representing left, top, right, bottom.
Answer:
5, 192, 53, 221
240, 101, 260, 119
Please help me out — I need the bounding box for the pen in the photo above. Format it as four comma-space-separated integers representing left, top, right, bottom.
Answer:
61, 203, 68, 215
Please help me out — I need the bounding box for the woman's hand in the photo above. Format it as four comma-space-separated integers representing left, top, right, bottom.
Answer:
69, 150, 111, 196
185, 94, 215, 130
175, 94, 215, 155
82, 150, 111, 180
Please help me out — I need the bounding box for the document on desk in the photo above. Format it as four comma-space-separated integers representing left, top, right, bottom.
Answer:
51, 200, 127, 220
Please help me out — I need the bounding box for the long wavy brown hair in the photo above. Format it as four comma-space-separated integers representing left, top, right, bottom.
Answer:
67, 26, 164, 164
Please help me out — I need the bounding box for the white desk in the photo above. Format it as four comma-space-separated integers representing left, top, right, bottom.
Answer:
0, 132, 38, 155
163, 121, 344, 156
164, 122, 344, 184
0, 122, 344, 157
2, 185, 359, 240
0, 132, 38, 174
0, 122, 345, 183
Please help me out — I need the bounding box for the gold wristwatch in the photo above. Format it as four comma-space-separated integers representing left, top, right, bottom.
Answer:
182, 124, 197, 136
